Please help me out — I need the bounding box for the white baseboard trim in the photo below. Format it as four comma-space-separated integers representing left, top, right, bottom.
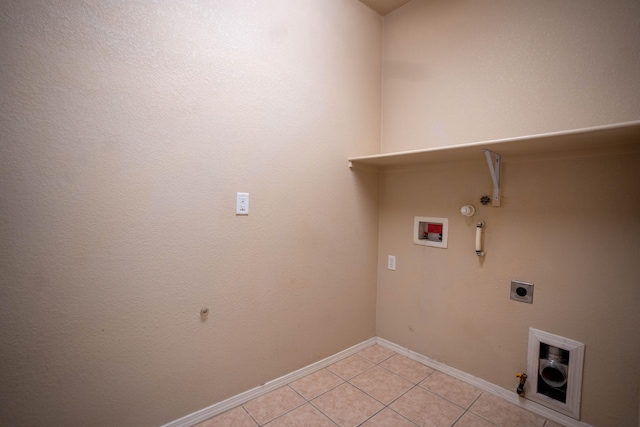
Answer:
375, 337, 593, 427
161, 337, 377, 427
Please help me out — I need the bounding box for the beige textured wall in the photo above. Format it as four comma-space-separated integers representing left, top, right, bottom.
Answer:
378, 1, 640, 426
0, 1, 381, 426
377, 150, 640, 426
382, 0, 640, 152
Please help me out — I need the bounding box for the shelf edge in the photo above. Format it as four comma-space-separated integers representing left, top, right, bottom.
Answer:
348, 120, 640, 167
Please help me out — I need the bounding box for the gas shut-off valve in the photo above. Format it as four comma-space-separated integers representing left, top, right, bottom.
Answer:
516, 373, 528, 396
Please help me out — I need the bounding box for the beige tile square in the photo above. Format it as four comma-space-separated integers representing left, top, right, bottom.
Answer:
419, 371, 481, 408
380, 354, 435, 384
390, 386, 464, 427
469, 394, 546, 427
265, 403, 336, 427
453, 412, 498, 427
242, 386, 305, 425
327, 354, 375, 380
312, 383, 384, 427
290, 368, 344, 400
361, 407, 419, 426
350, 365, 414, 405
358, 344, 396, 364
195, 406, 258, 427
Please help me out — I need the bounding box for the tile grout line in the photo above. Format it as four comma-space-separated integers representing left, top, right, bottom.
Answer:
306, 399, 339, 427
349, 347, 432, 427
352, 347, 421, 427
450, 392, 487, 427
345, 346, 489, 427
358, 347, 429, 426
302, 374, 346, 403
461, 392, 501, 427
290, 368, 347, 422
278, 384, 316, 425
314, 346, 401, 426
240, 405, 260, 427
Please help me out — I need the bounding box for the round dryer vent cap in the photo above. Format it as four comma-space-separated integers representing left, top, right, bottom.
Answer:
539, 359, 567, 388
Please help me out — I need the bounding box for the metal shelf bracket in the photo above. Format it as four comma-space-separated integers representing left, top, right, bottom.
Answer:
483, 149, 501, 206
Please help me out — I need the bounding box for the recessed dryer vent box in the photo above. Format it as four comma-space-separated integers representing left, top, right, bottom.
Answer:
414, 217, 448, 249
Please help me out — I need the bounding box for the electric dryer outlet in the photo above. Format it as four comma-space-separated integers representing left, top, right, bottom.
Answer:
510, 280, 534, 304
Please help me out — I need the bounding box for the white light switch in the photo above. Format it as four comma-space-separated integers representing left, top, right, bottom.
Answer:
236, 192, 249, 215
388, 255, 396, 271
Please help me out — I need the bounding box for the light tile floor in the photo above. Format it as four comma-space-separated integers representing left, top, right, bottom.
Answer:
195, 344, 565, 427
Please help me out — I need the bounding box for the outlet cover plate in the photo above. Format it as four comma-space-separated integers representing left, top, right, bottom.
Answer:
388, 255, 396, 271
236, 192, 249, 215
510, 280, 533, 304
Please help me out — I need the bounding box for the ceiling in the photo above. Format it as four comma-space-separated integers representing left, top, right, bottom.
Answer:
358, 0, 413, 16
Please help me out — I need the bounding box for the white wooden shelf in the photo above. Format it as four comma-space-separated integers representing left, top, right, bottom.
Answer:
348, 121, 640, 170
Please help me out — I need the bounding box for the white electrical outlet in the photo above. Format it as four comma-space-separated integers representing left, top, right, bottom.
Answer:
388, 255, 396, 271
236, 192, 249, 215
